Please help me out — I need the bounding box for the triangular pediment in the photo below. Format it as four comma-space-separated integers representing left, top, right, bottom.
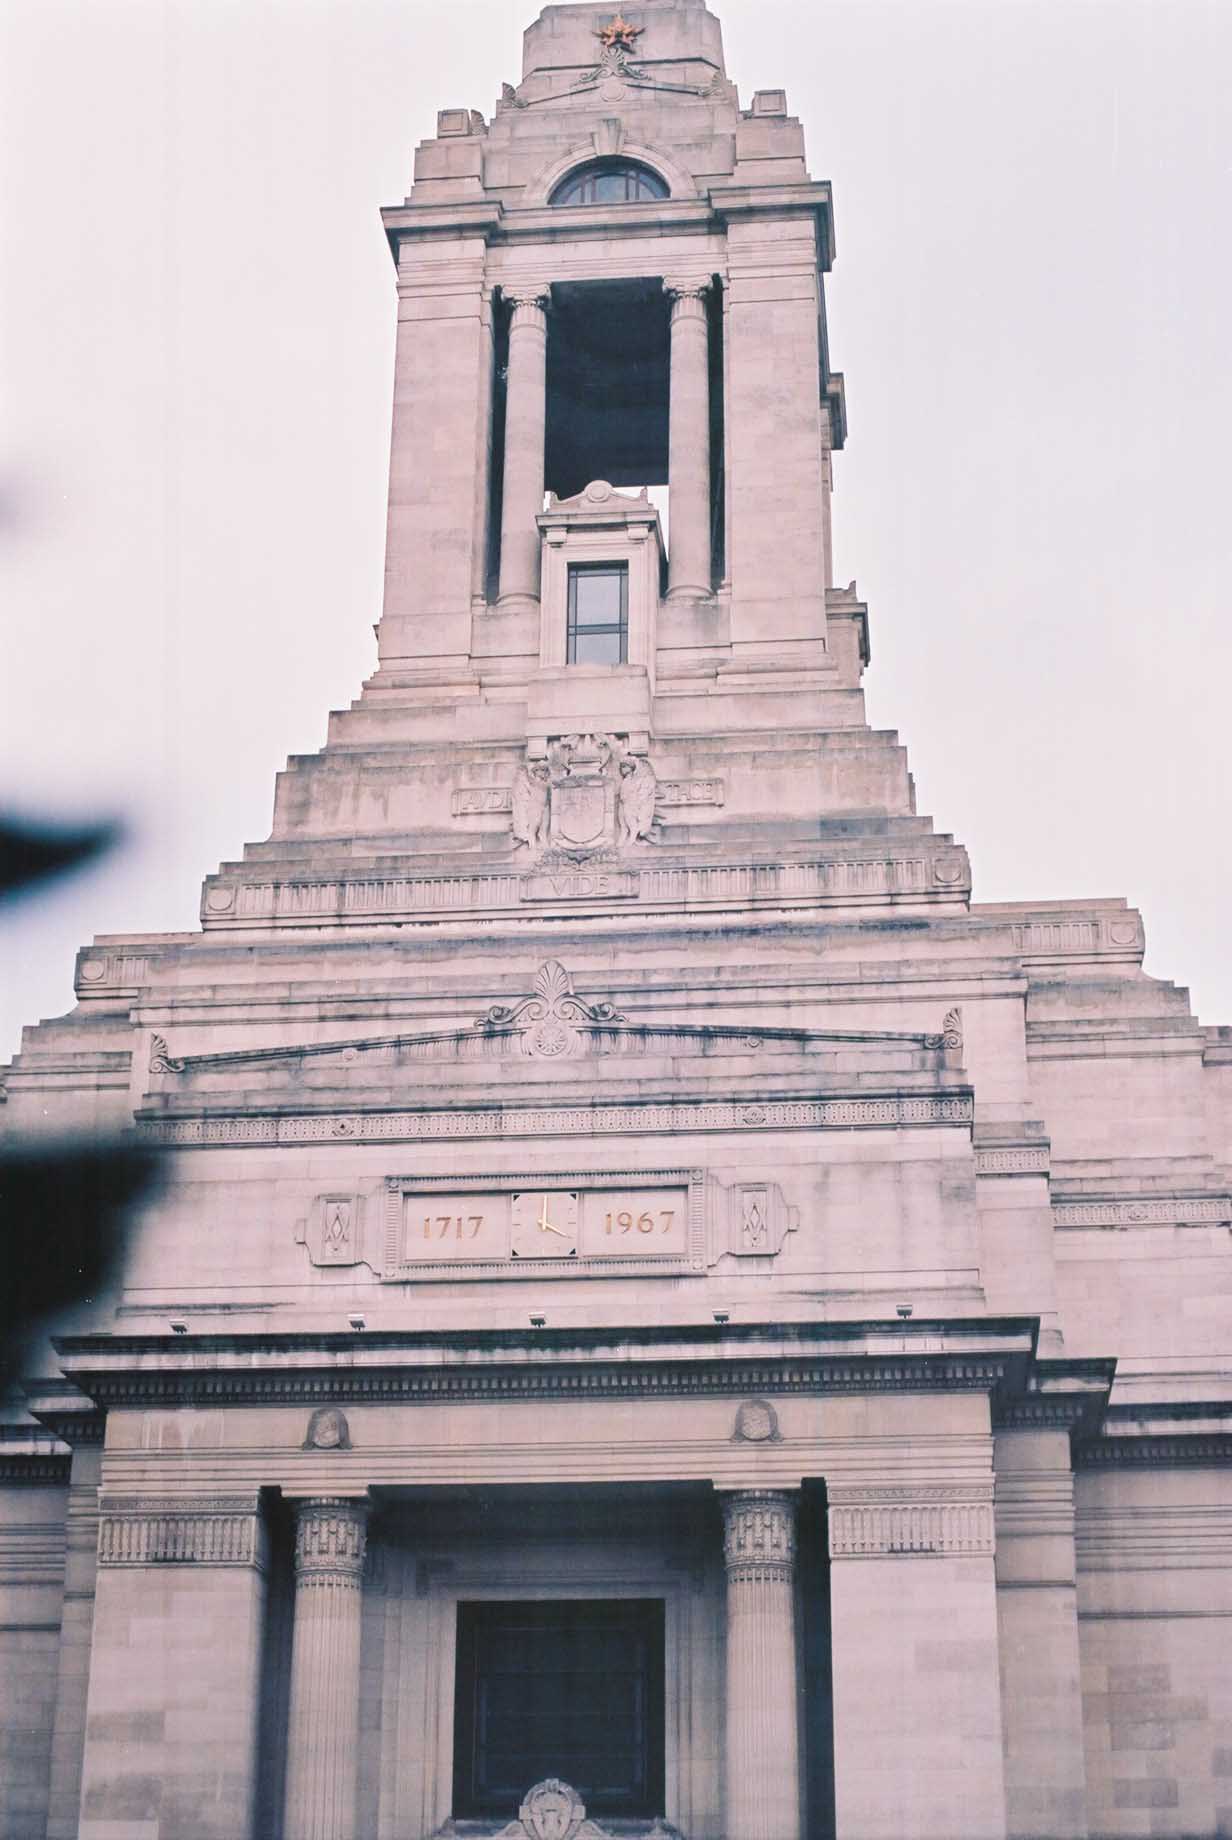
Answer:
145, 962, 962, 1096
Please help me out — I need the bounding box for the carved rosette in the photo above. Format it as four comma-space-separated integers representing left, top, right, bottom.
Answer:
293, 1496, 368, 1587
722, 1489, 797, 1584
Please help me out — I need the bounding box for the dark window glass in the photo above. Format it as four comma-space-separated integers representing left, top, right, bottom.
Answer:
453, 1599, 666, 1819
549, 162, 669, 207
567, 563, 628, 665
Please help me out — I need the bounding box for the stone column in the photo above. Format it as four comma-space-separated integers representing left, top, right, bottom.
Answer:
283, 1496, 369, 1840
828, 1483, 1007, 1840
722, 1489, 802, 1840
663, 279, 712, 599
497, 288, 550, 610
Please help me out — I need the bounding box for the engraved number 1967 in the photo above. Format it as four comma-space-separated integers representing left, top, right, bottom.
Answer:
605, 1210, 675, 1235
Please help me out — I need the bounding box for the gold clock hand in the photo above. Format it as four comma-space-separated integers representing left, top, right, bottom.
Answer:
536, 1196, 569, 1237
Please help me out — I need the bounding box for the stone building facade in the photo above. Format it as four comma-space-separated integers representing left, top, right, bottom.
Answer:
2, 3, 1230, 1838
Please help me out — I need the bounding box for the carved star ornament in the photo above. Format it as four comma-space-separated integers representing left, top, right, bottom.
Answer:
596, 13, 644, 52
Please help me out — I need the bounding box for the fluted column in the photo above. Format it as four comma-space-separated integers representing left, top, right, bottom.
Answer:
663, 279, 712, 599
722, 1488, 802, 1840
497, 287, 550, 608
283, 1496, 369, 1840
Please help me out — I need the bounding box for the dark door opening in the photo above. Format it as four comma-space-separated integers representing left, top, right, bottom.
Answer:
452, 1598, 666, 1819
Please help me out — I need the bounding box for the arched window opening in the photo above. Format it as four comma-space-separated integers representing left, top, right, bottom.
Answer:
549, 160, 669, 207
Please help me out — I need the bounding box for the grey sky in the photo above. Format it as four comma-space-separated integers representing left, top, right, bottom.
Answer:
1, 0, 1228, 1061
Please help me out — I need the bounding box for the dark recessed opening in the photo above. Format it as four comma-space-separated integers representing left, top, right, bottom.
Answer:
545, 279, 670, 502
452, 1598, 666, 1819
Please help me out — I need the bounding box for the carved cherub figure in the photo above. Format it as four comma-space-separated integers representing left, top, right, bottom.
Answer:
511, 761, 550, 849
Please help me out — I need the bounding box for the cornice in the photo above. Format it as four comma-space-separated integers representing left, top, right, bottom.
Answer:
19, 1379, 106, 1448
1076, 1433, 1232, 1468
53, 1320, 1036, 1410
992, 1357, 1115, 1434
135, 1089, 974, 1150
0, 1424, 72, 1483
0, 1453, 70, 1484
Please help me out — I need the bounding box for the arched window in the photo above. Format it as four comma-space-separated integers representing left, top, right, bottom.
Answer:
549, 160, 669, 206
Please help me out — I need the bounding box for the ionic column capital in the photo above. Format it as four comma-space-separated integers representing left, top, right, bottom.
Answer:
663, 276, 711, 318
721, 1487, 798, 1581
505, 286, 551, 327
292, 1496, 369, 1585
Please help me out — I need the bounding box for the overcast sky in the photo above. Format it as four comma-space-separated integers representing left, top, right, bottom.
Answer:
1, 0, 1228, 1062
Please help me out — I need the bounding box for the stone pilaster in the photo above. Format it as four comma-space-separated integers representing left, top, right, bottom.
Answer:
283, 1496, 369, 1840
828, 1482, 1007, 1840
497, 288, 550, 609
45, 1446, 100, 1840
994, 1429, 1088, 1838
663, 280, 712, 599
721, 1489, 802, 1840
78, 1492, 268, 1840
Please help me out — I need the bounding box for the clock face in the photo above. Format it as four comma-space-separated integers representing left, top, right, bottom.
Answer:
510, 1190, 580, 1259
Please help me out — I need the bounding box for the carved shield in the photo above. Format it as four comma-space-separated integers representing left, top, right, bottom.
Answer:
551, 779, 609, 847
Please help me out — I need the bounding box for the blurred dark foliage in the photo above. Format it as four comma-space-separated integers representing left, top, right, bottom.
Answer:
1, 813, 161, 1395
0, 814, 119, 898
0, 1141, 162, 1394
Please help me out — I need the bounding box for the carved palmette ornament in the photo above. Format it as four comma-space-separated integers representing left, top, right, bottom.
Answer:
489, 1778, 683, 1840
474, 961, 625, 1059
148, 1033, 184, 1075
923, 1006, 963, 1053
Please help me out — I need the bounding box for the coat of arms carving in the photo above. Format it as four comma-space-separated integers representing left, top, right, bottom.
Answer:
511, 734, 657, 858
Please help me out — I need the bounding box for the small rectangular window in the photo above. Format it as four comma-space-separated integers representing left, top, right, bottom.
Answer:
452, 1598, 665, 1819
567, 563, 628, 665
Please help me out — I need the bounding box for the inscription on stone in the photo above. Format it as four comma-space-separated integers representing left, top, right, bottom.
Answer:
396, 1185, 689, 1264
522, 870, 640, 902
657, 779, 725, 807
452, 788, 513, 815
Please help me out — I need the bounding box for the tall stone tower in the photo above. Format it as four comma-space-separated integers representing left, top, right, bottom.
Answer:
2, 5, 1229, 1840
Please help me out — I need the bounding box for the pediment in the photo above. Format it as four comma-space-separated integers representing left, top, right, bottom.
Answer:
145, 962, 962, 1097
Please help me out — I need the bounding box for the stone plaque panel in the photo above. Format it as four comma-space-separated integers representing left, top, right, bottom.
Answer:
383, 1171, 705, 1280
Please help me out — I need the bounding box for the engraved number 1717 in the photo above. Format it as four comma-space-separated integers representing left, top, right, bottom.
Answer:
422, 1215, 484, 1239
